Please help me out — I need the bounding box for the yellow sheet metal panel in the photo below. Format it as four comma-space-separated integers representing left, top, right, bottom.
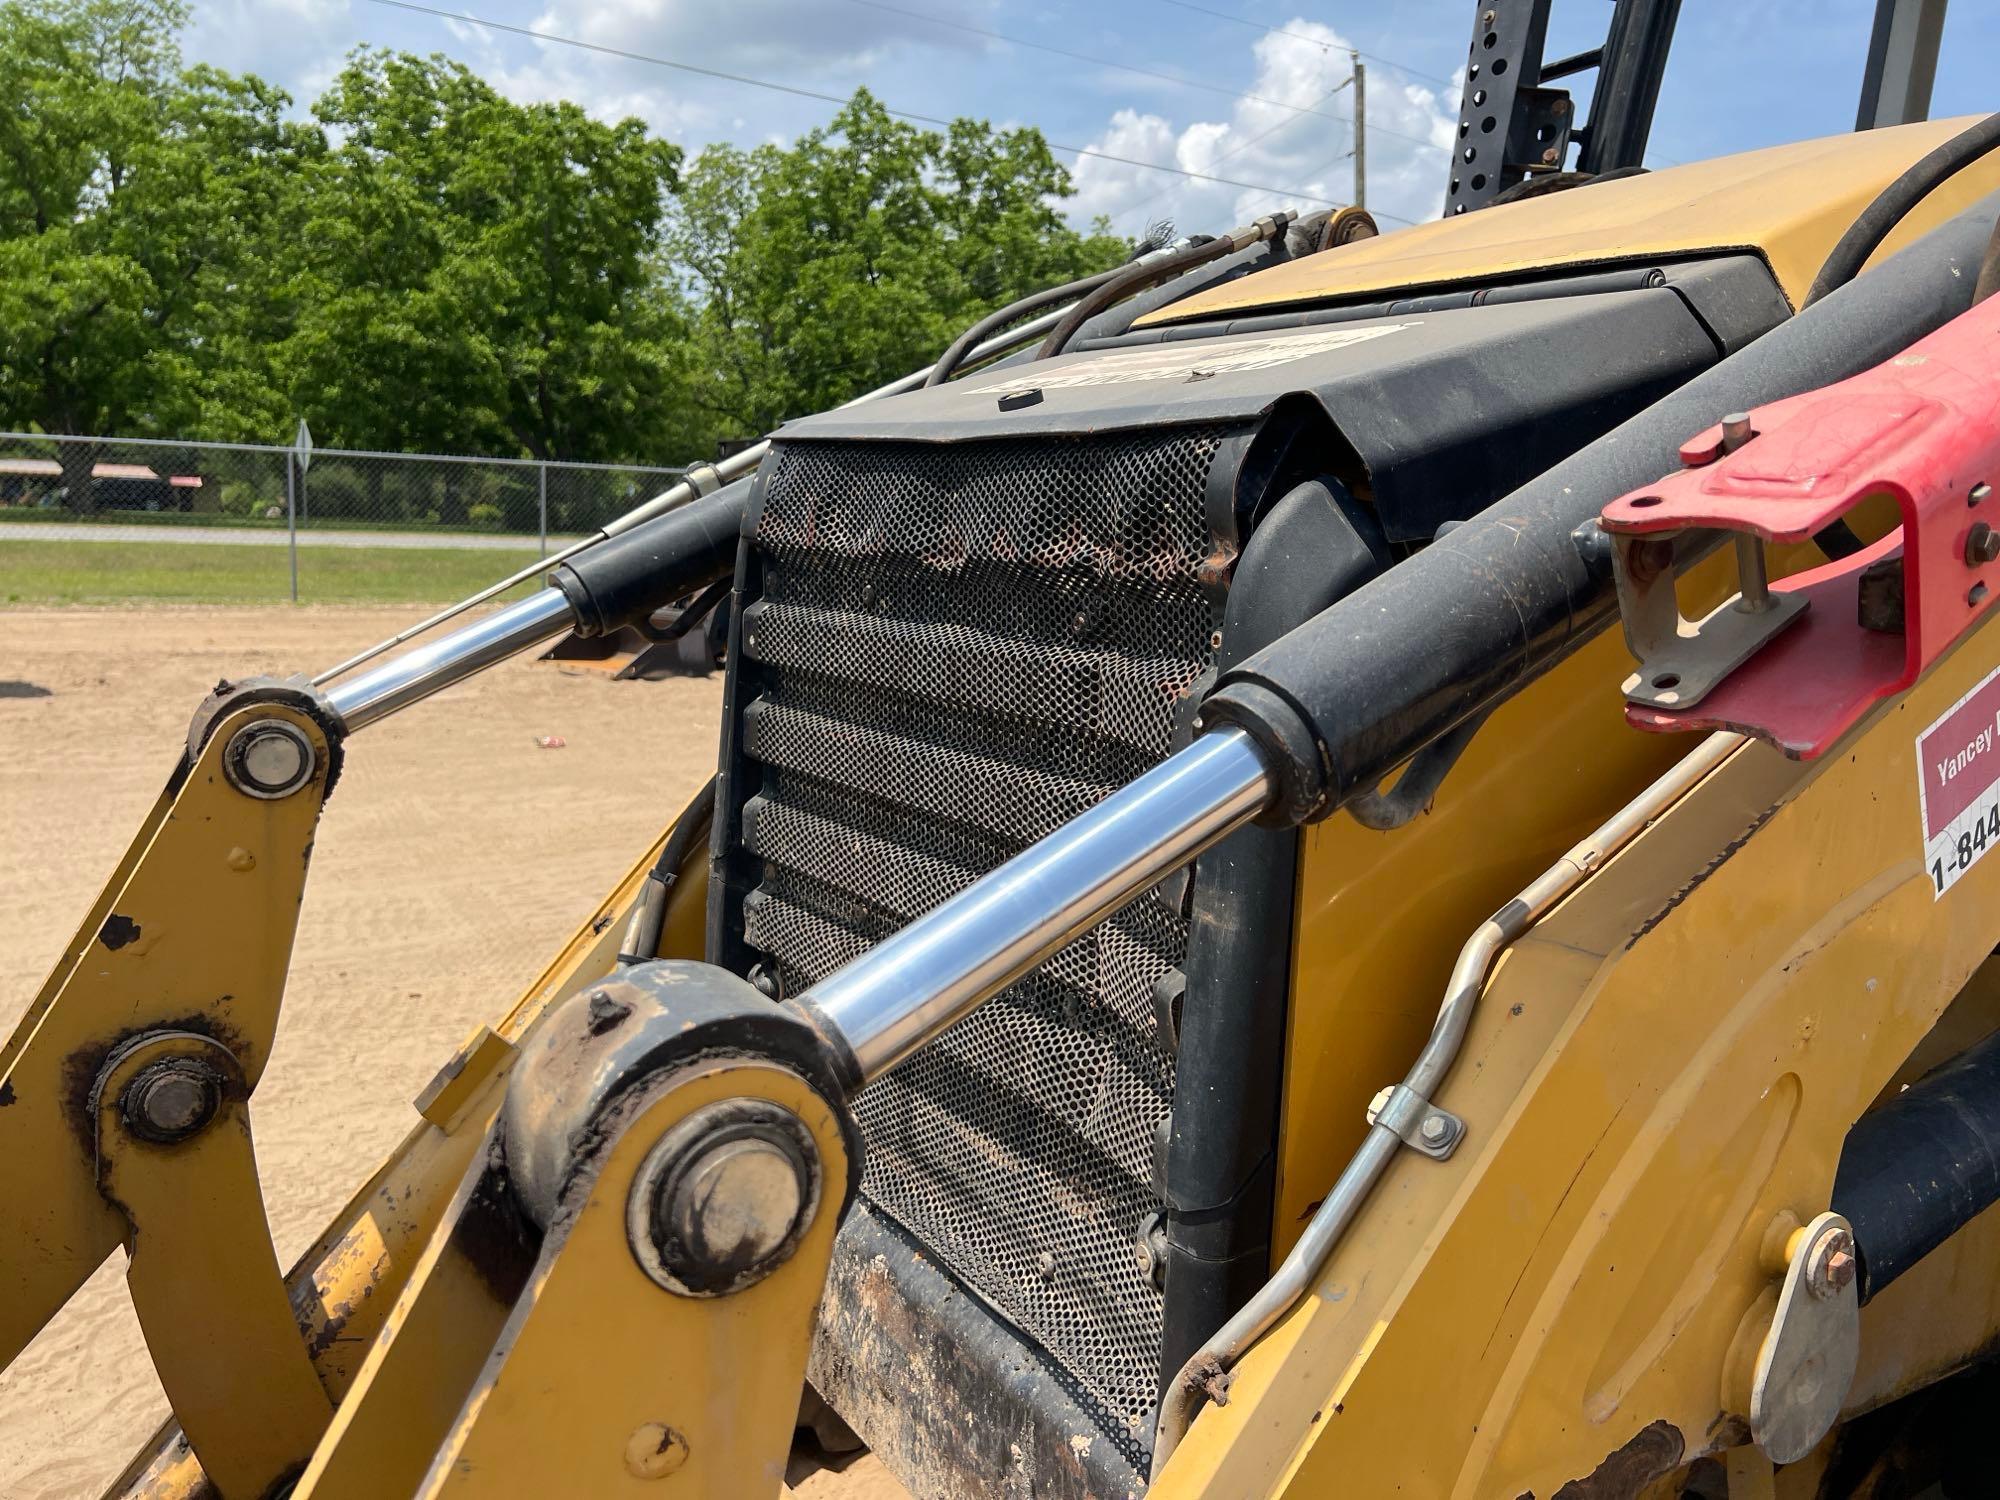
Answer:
1162, 622, 2000, 1498
1272, 547, 1763, 1258
1139, 116, 2000, 324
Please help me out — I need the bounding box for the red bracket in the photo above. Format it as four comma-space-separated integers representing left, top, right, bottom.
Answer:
1599, 294, 2000, 758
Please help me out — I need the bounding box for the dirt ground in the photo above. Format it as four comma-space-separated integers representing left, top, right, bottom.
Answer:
0, 607, 902, 1499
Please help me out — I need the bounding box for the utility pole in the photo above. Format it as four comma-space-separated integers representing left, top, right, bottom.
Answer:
1351, 52, 1367, 208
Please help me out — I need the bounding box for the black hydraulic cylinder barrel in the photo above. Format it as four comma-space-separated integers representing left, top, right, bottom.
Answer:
551, 478, 752, 637
1835, 1027, 2000, 1304
1202, 189, 2000, 827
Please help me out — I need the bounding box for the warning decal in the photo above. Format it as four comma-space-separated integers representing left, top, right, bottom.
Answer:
1917, 660, 2000, 898
988, 322, 1420, 395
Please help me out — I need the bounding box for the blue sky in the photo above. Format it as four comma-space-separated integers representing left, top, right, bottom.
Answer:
180, 0, 2000, 236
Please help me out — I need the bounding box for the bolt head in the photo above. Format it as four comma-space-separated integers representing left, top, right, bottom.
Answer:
1419, 1113, 1451, 1145
1805, 1224, 1856, 1299
1541, 147, 1558, 164
668, 1136, 803, 1274
124, 1062, 221, 1142
1969, 521, 2000, 566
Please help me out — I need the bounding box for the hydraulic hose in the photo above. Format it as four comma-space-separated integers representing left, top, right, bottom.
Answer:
1037, 213, 1295, 361
1803, 112, 2000, 307
923, 265, 1126, 387
618, 776, 718, 965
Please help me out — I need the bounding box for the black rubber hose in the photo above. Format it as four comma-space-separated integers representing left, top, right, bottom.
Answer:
1803, 113, 2000, 308
1834, 1025, 2000, 1304
1201, 188, 2000, 828
1806, 115, 2000, 558
1037, 214, 1292, 361
923, 265, 1127, 388
617, 776, 718, 965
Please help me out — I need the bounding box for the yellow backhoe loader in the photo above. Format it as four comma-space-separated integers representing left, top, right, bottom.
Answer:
15, 4, 2000, 1496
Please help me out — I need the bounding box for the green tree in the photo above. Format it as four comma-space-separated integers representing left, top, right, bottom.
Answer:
0, 0, 315, 502
278, 48, 683, 484
662, 90, 1127, 450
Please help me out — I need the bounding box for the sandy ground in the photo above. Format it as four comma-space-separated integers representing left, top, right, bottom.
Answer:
0, 606, 901, 1499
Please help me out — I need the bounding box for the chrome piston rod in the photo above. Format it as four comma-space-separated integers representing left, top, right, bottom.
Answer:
325, 586, 576, 731
800, 727, 1277, 1084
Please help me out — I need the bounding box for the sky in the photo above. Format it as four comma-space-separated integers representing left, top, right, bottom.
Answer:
180, 0, 2000, 239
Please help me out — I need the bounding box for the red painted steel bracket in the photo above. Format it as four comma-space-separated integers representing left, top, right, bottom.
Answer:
1599, 295, 2000, 758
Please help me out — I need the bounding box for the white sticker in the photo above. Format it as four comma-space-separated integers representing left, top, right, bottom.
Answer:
988, 322, 1421, 395
1916, 660, 2000, 898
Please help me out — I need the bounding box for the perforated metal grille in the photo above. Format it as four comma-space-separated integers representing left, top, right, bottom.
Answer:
731, 427, 1231, 1466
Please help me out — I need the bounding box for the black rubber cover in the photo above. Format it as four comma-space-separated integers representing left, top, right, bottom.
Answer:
1202, 188, 2000, 827
1160, 476, 1386, 1387
1835, 1026, 2000, 1305
551, 478, 753, 637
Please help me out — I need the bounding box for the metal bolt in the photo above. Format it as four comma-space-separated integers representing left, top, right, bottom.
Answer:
1208, 630, 1224, 649
1419, 1113, 1451, 1146
1541, 147, 1558, 165
1720, 412, 1756, 453
1973, 583, 1991, 608
624, 1422, 690, 1480
1036, 1250, 1056, 1278
668, 1136, 803, 1274
224, 719, 314, 800
1805, 1224, 1856, 1299
122, 1060, 221, 1143
1973, 482, 1992, 508
1968, 521, 2000, 566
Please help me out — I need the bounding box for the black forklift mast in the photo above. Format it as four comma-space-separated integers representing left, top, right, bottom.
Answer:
1444, 0, 1680, 215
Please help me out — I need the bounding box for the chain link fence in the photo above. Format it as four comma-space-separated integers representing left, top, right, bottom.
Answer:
0, 430, 687, 601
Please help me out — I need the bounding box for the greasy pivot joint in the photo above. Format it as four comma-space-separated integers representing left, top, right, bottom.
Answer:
121, 1057, 225, 1144
628, 1098, 821, 1297
224, 718, 316, 800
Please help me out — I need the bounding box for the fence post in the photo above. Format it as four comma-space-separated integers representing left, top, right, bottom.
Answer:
538, 463, 548, 558
286, 453, 299, 603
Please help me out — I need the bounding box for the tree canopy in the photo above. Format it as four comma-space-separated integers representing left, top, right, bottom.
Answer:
662, 92, 1126, 450
0, 0, 1128, 465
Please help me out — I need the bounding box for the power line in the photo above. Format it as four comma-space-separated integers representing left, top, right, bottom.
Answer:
358, 0, 1344, 205
1147, 0, 1459, 90
1114, 79, 1347, 229
839, 0, 1354, 124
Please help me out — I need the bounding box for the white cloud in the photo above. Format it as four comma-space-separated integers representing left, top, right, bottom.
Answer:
184, 0, 352, 107
1065, 19, 1456, 238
